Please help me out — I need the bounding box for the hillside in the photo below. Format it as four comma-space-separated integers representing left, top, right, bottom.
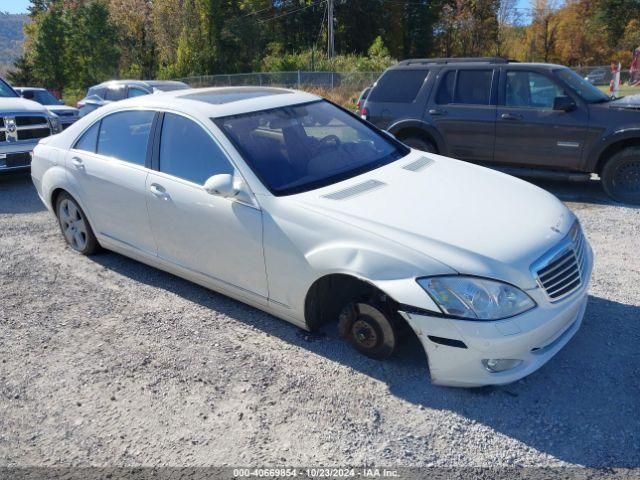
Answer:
0, 12, 28, 76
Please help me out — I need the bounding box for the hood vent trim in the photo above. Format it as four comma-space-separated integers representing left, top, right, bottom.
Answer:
322, 179, 385, 200
402, 156, 435, 172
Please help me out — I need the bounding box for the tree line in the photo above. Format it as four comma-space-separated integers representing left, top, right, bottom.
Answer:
7, 0, 640, 95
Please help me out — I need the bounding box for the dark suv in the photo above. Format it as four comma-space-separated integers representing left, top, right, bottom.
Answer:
363, 57, 640, 203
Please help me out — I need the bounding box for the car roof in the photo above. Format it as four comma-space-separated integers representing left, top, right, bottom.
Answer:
96, 86, 321, 118
389, 58, 568, 70
91, 79, 188, 89
14, 87, 47, 91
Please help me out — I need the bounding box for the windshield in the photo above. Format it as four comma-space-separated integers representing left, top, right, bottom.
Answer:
0, 79, 18, 98
22, 89, 60, 105
556, 68, 611, 103
215, 100, 408, 196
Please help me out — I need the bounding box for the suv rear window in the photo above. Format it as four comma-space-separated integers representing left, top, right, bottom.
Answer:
368, 69, 428, 103
436, 70, 493, 105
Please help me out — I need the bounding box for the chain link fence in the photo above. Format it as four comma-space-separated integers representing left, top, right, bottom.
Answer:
176, 71, 381, 91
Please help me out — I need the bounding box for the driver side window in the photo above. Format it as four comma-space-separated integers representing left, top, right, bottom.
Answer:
159, 113, 233, 185
506, 71, 565, 108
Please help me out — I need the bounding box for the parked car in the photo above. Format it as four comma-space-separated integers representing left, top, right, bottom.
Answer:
355, 86, 371, 115
584, 67, 610, 85
363, 57, 640, 204
15, 87, 79, 129
77, 79, 189, 117
31, 87, 593, 387
0, 77, 61, 173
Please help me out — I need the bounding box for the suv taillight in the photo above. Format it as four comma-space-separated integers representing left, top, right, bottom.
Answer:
360, 108, 368, 120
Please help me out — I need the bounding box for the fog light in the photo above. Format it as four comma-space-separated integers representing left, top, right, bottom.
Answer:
482, 359, 522, 373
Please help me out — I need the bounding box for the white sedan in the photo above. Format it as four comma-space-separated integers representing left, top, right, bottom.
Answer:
31, 87, 593, 387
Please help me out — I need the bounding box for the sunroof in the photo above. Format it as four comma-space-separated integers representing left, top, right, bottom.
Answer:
180, 88, 289, 105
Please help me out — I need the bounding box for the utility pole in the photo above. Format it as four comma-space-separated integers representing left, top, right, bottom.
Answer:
327, 0, 334, 58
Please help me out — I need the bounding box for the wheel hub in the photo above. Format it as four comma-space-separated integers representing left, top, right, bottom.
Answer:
352, 318, 378, 349
615, 162, 640, 193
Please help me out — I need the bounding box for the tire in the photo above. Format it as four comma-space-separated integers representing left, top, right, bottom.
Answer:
338, 302, 397, 359
401, 136, 436, 153
601, 147, 640, 205
55, 192, 99, 255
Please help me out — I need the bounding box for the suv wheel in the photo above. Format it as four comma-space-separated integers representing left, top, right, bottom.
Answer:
55, 192, 99, 255
338, 301, 397, 359
601, 147, 640, 204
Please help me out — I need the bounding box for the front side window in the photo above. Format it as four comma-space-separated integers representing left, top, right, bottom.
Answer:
215, 100, 408, 196
160, 113, 233, 185
368, 69, 429, 103
506, 71, 565, 108
97, 110, 154, 165
0, 79, 18, 98
74, 121, 100, 153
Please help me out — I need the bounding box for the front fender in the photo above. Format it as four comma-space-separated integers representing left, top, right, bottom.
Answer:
585, 126, 640, 171
305, 243, 449, 312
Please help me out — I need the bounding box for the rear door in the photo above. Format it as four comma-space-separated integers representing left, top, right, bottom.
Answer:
67, 110, 157, 254
424, 68, 497, 162
493, 69, 589, 169
365, 68, 431, 130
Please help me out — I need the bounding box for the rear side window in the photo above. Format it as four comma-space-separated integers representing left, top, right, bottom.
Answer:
159, 113, 233, 185
74, 121, 100, 152
104, 87, 125, 101
128, 87, 148, 98
368, 69, 429, 103
97, 110, 155, 165
436, 70, 493, 105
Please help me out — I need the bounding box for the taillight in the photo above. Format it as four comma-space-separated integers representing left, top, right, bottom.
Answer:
360, 108, 368, 120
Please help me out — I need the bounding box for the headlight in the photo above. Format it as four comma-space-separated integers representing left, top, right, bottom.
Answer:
417, 276, 535, 320
47, 113, 61, 133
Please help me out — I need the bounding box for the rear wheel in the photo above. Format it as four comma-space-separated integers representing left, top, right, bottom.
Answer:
55, 192, 98, 255
401, 136, 436, 153
338, 301, 397, 359
601, 147, 640, 204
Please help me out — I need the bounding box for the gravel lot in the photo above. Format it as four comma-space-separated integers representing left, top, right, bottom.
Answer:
0, 173, 638, 468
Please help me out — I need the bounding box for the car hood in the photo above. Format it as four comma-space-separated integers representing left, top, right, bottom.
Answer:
609, 94, 640, 110
47, 105, 78, 115
0, 97, 49, 114
291, 151, 574, 289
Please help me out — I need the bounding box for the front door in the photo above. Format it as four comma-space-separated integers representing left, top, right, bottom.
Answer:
494, 69, 589, 169
424, 68, 497, 162
145, 112, 268, 301
66, 110, 157, 254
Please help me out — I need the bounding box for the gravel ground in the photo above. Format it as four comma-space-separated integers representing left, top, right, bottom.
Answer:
0, 173, 638, 468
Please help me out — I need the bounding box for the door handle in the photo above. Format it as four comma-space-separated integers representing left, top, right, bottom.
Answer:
71, 157, 83, 168
428, 108, 446, 116
149, 183, 168, 198
501, 113, 523, 121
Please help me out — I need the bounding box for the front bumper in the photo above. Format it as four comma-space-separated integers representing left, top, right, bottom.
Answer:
400, 245, 594, 387
0, 141, 37, 173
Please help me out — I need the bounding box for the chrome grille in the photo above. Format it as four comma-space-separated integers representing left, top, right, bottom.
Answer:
0, 114, 51, 143
532, 223, 588, 301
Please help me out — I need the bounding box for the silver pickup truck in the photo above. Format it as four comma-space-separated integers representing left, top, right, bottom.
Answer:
1, 77, 61, 173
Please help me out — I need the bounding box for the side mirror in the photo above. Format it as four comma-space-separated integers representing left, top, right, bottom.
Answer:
553, 96, 576, 112
204, 174, 237, 198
